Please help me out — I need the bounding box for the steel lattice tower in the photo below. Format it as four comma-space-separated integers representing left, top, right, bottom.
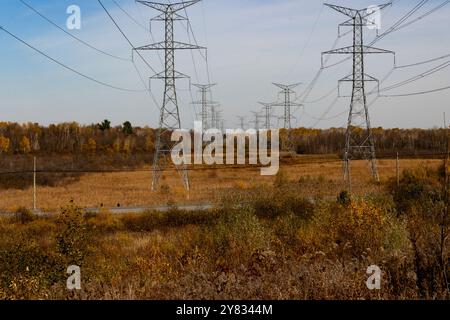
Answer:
135, 0, 204, 192
192, 83, 217, 131
269, 83, 303, 129
250, 111, 262, 131
214, 109, 223, 130
323, 3, 394, 185
259, 102, 275, 130
237, 116, 245, 130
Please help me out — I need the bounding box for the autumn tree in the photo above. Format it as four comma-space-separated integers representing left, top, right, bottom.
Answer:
19, 136, 31, 154
123, 138, 132, 154
82, 138, 97, 155
0, 135, 10, 154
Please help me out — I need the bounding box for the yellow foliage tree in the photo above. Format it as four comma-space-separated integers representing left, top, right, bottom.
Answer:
84, 138, 97, 154
19, 136, 31, 154
123, 138, 132, 154
112, 139, 121, 153
144, 136, 154, 152
0, 135, 10, 154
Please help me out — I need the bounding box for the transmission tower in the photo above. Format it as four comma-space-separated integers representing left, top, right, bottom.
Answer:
237, 116, 245, 130
214, 108, 223, 130
192, 83, 217, 131
268, 83, 303, 129
135, 0, 204, 192
209, 104, 223, 130
250, 111, 262, 131
322, 3, 394, 185
259, 102, 276, 130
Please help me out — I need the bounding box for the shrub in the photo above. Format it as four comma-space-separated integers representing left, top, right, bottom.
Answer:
389, 166, 442, 215
207, 207, 272, 268
56, 203, 89, 266
273, 169, 288, 188
86, 210, 123, 233
120, 211, 166, 232
0, 241, 64, 299
160, 183, 171, 195
14, 207, 35, 224
337, 190, 351, 207
252, 188, 313, 220
303, 199, 407, 260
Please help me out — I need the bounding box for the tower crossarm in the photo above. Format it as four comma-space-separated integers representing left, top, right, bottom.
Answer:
135, 41, 205, 51
323, 46, 394, 55
151, 12, 187, 21
324, 3, 391, 19
136, 0, 201, 13
272, 82, 302, 91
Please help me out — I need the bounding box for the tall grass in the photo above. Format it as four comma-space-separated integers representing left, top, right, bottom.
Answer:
0, 164, 448, 299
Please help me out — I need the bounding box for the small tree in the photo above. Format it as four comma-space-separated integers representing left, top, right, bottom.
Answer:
98, 119, 111, 131
123, 138, 132, 154
19, 136, 31, 154
0, 135, 10, 154
112, 138, 121, 153
122, 121, 133, 135
86, 138, 97, 154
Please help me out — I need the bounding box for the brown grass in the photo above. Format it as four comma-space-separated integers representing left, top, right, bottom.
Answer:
0, 157, 441, 211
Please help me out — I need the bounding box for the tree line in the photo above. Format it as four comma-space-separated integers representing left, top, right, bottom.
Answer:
0, 121, 447, 157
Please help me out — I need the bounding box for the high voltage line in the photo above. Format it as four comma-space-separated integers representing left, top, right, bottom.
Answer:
300, 0, 449, 127
18, 0, 130, 61
112, 0, 150, 32
97, 0, 156, 75
299, 0, 425, 105
396, 52, 450, 69
1, 0, 449, 128
380, 60, 450, 93
381, 85, 450, 97
97, 0, 161, 112
111, 0, 165, 68
0, 26, 146, 93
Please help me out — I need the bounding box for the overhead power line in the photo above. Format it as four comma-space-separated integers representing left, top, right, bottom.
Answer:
381, 60, 450, 92
112, 0, 149, 32
381, 85, 450, 97
381, 0, 450, 37
396, 52, 450, 68
320, 0, 434, 71
18, 0, 131, 61
301, 0, 450, 127
0, 25, 145, 92
97, 0, 157, 74
97, 0, 160, 111
111, 0, 165, 68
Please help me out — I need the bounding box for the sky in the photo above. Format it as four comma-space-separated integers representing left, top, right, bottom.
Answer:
0, 0, 449, 129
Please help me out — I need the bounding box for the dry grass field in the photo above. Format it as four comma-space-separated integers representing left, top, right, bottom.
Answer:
0, 153, 448, 300
0, 156, 442, 212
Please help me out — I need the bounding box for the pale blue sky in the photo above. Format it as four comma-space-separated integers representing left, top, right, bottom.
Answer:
0, 0, 449, 128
